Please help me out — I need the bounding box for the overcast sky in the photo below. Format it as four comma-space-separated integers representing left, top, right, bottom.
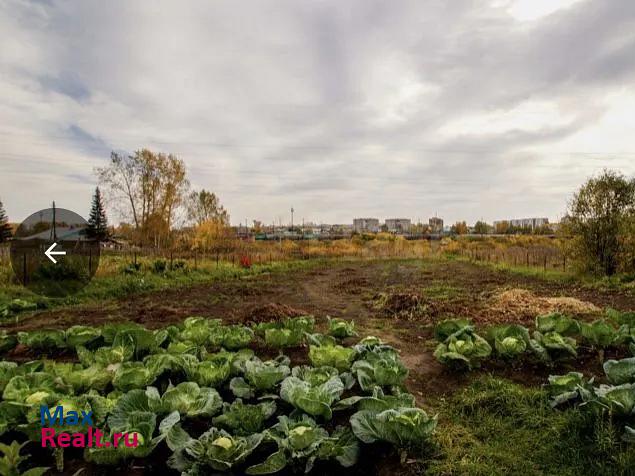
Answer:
1, 0, 635, 226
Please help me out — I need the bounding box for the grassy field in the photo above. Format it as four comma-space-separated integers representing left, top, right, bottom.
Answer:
0, 252, 335, 321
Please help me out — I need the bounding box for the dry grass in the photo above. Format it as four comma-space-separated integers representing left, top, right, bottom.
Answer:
490, 288, 600, 321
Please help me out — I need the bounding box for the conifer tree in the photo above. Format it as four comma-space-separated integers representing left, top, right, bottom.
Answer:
0, 199, 11, 243
86, 187, 109, 241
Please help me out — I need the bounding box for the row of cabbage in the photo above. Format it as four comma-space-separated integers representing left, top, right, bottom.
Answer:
0, 315, 357, 355
433, 309, 635, 369
546, 356, 635, 444
0, 316, 436, 475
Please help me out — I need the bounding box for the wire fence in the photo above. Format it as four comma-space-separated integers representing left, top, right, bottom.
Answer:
454, 245, 569, 272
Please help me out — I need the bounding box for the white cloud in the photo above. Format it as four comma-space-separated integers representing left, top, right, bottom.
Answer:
438, 100, 573, 137
0, 0, 634, 227
501, 0, 586, 22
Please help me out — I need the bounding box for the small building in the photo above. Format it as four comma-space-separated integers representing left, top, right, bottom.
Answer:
429, 217, 444, 234
353, 218, 379, 233
385, 218, 411, 234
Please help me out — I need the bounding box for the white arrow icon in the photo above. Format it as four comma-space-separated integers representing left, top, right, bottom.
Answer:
45, 242, 66, 264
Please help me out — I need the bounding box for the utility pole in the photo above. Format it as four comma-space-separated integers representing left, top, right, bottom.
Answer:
290, 207, 294, 231
50, 201, 57, 242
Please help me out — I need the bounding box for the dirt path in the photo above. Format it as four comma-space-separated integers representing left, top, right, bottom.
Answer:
4, 259, 634, 399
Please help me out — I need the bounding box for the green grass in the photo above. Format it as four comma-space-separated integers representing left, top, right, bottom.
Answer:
447, 254, 635, 293
420, 376, 635, 476
0, 257, 329, 322
422, 283, 464, 301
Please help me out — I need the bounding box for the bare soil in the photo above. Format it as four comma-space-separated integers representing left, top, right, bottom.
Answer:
4, 259, 634, 397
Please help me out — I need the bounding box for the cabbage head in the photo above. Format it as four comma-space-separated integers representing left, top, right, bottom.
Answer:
604, 357, 635, 385
350, 407, 436, 448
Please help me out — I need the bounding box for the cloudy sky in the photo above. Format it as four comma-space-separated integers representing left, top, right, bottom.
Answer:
1, 0, 635, 226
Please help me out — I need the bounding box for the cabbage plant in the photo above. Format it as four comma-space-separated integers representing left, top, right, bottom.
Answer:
535, 313, 581, 336
64, 364, 113, 392
308, 344, 356, 372
254, 316, 315, 337
112, 362, 157, 391
603, 357, 635, 385
167, 340, 199, 355
185, 353, 232, 388
168, 428, 264, 473
327, 317, 357, 339
264, 328, 304, 348
17, 330, 66, 352
585, 383, 635, 417
545, 372, 592, 407
351, 348, 408, 391
433, 319, 473, 342
350, 406, 437, 449
0, 362, 19, 393
143, 352, 193, 378
433, 329, 492, 369
280, 375, 345, 419
2, 372, 69, 404
178, 317, 219, 345
486, 324, 531, 359
0, 331, 17, 354
245, 415, 359, 474
291, 366, 339, 386
530, 330, 577, 361
352, 336, 396, 357
217, 326, 254, 350
230, 356, 290, 398
336, 387, 416, 412
147, 382, 223, 418
102, 323, 167, 358
65, 325, 102, 347
212, 399, 277, 435
581, 319, 620, 352
86, 393, 177, 465
0, 440, 48, 476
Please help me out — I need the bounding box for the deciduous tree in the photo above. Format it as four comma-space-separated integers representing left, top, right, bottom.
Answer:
96, 149, 190, 247
187, 189, 229, 226
451, 221, 469, 235
563, 169, 635, 275
473, 221, 491, 235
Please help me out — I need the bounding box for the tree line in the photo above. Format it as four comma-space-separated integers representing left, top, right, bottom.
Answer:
95, 149, 229, 249
0, 157, 633, 277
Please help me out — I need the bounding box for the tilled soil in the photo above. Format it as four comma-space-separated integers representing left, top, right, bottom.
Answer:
3, 259, 635, 399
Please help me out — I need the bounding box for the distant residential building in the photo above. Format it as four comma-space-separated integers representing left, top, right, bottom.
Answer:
353, 218, 380, 233
493, 217, 549, 231
385, 218, 411, 233
429, 217, 444, 233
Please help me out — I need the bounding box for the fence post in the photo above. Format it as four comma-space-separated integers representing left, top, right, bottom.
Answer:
543, 255, 547, 272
